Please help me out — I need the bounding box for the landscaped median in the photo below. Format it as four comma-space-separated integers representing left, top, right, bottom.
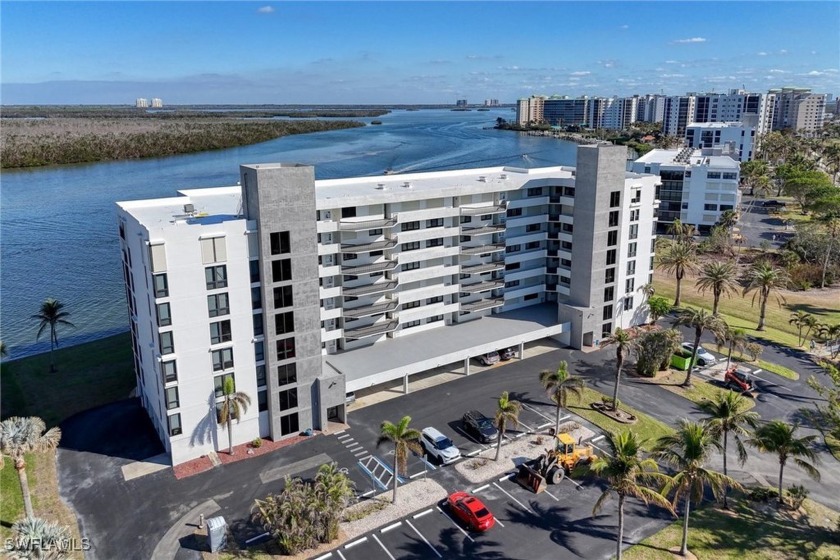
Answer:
634, 370, 758, 411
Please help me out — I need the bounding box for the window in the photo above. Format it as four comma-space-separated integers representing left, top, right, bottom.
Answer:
275, 311, 295, 335
605, 268, 615, 284
205, 265, 227, 290
249, 260, 260, 283
256, 365, 266, 388
603, 305, 613, 320
561, 241, 573, 251
609, 192, 621, 208
214, 373, 234, 398
149, 243, 166, 273
167, 413, 182, 436
628, 242, 637, 258
403, 300, 421, 309
505, 262, 521, 271
505, 280, 520, 288
200, 237, 227, 264
153, 274, 169, 298
272, 259, 292, 283
428, 315, 443, 323
626, 278, 635, 293
627, 260, 636, 275
207, 293, 230, 317
460, 215, 473, 224
402, 261, 420, 271
426, 218, 443, 228
604, 286, 614, 301
156, 302, 171, 327
561, 223, 573, 233
608, 211, 619, 227
704, 204, 718, 211
255, 341, 264, 362
212, 348, 234, 371
368, 228, 383, 236
560, 276, 571, 285
276, 338, 296, 360
426, 296, 443, 305
273, 285, 293, 309
707, 172, 721, 179
602, 322, 613, 337
624, 296, 634, 311
506, 244, 521, 254
252, 287, 262, 310
607, 231, 618, 247
343, 274, 358, 282
630, 209, 640, 222
159, 331, 174, 355
480, 214, 492, 221
341, 207, 356, 218
253, 313, 264, 337
426, 238, 443, 248
280, 413, 299, 436
258, 390, 268, 412
526, 241, 541, 250
526, 223, 541, 232
506, 208, 522, 217
401, 221, 420, 232
162, 360, 177, 384
563, 186, 576, 197
403, 320, 422, 329
401, 242, 421, 251
343, 252, 357, 261
629, 224, 638, 240
722, 172, 737, 180
606, 249, 617, 265
165, 387, 179, 410
631, 190, 642, 204
278, 363, 297, 386
270, 231, 291, 255
561, 258, 572, 267
650, 256, 655, 271
527, 187, 543, 197
210, 320, 232, 344
524, 293, 539, 301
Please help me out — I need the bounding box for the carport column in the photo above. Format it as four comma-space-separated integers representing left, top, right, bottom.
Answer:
464, 357, 471, 375
404, 373, 409, 394
518, 342, 525, 360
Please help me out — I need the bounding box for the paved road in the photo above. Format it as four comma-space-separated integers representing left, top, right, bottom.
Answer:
737, 193, 791, 250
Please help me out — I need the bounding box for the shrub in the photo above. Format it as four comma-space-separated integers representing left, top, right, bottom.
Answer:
745, 342, 763, 361
748, 486, 779, 503
465, 458, 489, 470
786, 484, 809, 509
251, 438, 263, 448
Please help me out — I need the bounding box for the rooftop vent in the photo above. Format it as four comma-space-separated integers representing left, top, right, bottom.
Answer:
402, 181, 412, 189
478, 176, 487, 182
376, 183, 388, 190
183, 203, 195, 215
500, 173, 508, 180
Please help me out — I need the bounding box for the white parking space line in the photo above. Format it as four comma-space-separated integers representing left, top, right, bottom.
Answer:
360, 489, 375, 498
345, 536, 368, 549
406, 519, 443, 558
413, 508, 434, 519
465, 449, 482, 457
473, 484, 490, 493
495, 518, 505, 528
493, 482, 535, 514
348, 445, 364, 452
381, 521, 402, 533
590, 443, 613, 458
409, 471, 426, 479
354, 450, 367, 457
563, 477, 584, 490
590, 435, 605, 443
314, 554, 332, 560
542, 487, 560, 501
372, 534, 396, 560
521, 403, 555, 423
436, 506, 475, 542
537, 422, 554, 430
499, 475, 512, 482
336, 550, 347, 560
337, 434, 352, 441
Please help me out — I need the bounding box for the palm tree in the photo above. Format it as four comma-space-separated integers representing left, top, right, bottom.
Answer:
603, 328, 634, 411
376, 416, 422, 503
667, 219, 696, 244
716, 209, 739, 231
695, 261, 739, 316
314, 462, 355, 542
591, 431, 674, 560
788, 311, 814, 347
31, 298, 75, 373
674, 308, 726, 387
8, 517, 71, 558
699, 393, 759, 509
217, 377, 251, 455
748, 421, 820, 508
639, 283, 656, 301
654, 420, 740, 557
743, 262, 789, 331
539, 360, 584, 436
816, 323, 840, 358
0, 416, 62, 519
657, 242, 697, 307
715, 325, 748, 370
647, 296, 673, 325
494, 391, 521, 461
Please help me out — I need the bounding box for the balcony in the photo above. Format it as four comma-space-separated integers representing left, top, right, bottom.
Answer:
461, 243, 506, 255
460, 204, 506, 216
344, 320, 399, 340
344, 301, 399, 319
461, 225, 505, 237
460, 298, 505, 313
343, 281, 398, 297
339, 218, 397, 231
341, 240, 397, 254
460, 280, 505, 294
341, 260, 399, 274
461, 262, 505, 274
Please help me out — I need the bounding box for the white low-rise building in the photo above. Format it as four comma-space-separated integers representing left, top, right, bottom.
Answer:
685, 121, 756, 162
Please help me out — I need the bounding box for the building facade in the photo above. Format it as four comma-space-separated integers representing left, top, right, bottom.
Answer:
771, 87, 826, 134
542, 97, 590, 128
685, 121, 756, 162
516, 96, 547, 125
117, 145, 658, 465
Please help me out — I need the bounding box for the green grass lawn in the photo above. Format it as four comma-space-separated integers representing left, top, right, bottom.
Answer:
0, 454, 33, 539
567, 387, 674, 449
641, 371, 758, 411
734, 357, 801, 381
0, 332, 135, 427
624, 497, 840, 560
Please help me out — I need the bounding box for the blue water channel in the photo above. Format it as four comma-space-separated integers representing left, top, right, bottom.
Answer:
0, 109, 579, 358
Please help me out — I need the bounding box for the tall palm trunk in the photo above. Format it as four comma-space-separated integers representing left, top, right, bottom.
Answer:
726, 340, 734, 370
712, 288, 721, 316
674, 271, 684, 307
821, 236, 834, 289
49, 329, 56, 373
612, 360, 623, 411
722, 431, 730, 509
758, 290, 769, 331
680, 495, 691, 556
617, 494, 626, 560
15, 458, 35, 519
495, 423, 504, 461
683, 333, 701, 387
554, 402, 561, 436
777, 459, 785, 509
392, 451, 400, 504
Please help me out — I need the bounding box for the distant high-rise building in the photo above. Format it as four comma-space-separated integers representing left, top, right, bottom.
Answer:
516, 95, 546, 125
484, 99, 500, 107
456, 99, 468, 107
636, 95, 667, 124
770, 87, 826, 135
136, 98, 149, 108
151, 98, 164, 108
662, 96, 696, 137
588, 97, 614, 130
542, 96, 589, 127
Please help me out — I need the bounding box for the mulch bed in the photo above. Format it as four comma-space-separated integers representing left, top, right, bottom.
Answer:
590, 402, 638, 424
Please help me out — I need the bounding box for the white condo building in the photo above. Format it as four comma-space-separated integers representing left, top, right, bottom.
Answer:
685, 122, 756, 162
117, 145, 659, 465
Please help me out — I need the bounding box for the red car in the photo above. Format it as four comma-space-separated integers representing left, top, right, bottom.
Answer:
447, 491, 496, 531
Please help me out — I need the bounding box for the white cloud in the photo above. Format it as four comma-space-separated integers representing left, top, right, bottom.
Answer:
768, 69, 788, 74
660, 73, 685, 78
807, 70, 826, 76
620, 24, 629, 29
664, 60, 678, 64
811, 51, 818, 55
779, 49, 788, 54
757, 52, 768, 56
570, 71, 591, 76
257, 6, 275, 14
673, 37, 707, 44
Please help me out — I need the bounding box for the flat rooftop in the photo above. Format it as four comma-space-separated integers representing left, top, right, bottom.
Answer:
634, 148, 739, 169
324, 303, 568, 392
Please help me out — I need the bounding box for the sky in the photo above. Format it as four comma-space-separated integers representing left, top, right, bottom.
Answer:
1, 1, 839, 105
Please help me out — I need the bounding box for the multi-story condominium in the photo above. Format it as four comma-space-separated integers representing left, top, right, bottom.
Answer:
691, 89, 775, 136
601, 97, 639, 130
484, 99, 500, 107
770, 87, 826, 135
542, 96, 590, 128
135, 98, 149, 108
151, 98, 164, 108
516, 95, 547, 125
632, 146, 740, 233
685, 121, 756, 162
117, 144, 658, 465
662, 96, 697, 137
636, 94, 667, 124
588, 97, 614, 130
456, 99, 468, 107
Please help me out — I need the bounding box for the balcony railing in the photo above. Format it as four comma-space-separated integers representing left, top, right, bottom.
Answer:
339, 218, 397, 231
461, 225, 505, 236
341, 240, 397, 254
341, 260, 399, 274
460, 204, 506, 216
460, 298, 505, 313
344, 320, 398, 340
343, 281, 398, 297
343, 301, 399, 319
460, 280, 505, 294
460, 262, 505, 274
461, 243, 506, 255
